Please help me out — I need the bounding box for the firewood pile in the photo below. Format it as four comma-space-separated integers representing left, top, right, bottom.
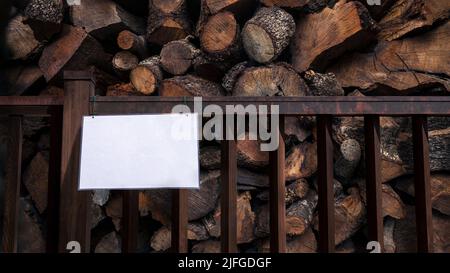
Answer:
0, 0, 449, 253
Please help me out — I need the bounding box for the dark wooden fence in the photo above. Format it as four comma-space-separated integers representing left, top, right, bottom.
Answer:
1, 70, 449, 253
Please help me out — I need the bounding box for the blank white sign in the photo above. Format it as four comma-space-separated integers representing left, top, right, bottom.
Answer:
79, 114, 199, 190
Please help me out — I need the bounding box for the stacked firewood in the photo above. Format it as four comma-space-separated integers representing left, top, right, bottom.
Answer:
0, 0, 449, 253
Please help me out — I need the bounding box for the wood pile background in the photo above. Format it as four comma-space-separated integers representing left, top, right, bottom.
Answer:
0, 0, 449, 253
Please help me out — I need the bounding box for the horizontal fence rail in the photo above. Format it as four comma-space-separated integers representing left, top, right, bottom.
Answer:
0, 72, 449, 253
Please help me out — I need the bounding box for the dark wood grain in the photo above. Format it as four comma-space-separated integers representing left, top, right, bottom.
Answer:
221, 115, 237, 253
269, 115, 286, 253
412, 116, 433, 253
317, 115, 335, 253
58, 71, 94, 253
171, 189, 188, 253
46, 106, 63, 253
364, 115, 384, 252
1, 116, 22, 253
122, 190, 139, 253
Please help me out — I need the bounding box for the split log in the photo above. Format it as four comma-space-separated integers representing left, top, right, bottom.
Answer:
112, 51, 138, 77
237, 132, 269, 170
130, 56, 163, 95
313, 187, 366, 246
38, 25, 113, 81
303, 70, 345, 96
285, 142, 317, 181
393, 206, 450, 253
192, 240, 221, 253
117, 30, 149, 58
358, 179, 406, 220
159, 75, 224, 96
334, 139, 361, 181
6, 14, 42, 60
257, 178, 309, 206
94, 232, 121, 253
199, 11, 242, 60
258, 227, 317, 253
236, 168, 269, 190
140, 171, 221, 225
255, 190, 317, 237
201, 191, 256, 243
378, 0, 450, 41
90, 201, 106, 229
284, 116, 311, 144
70, 0, 145, 40
147, 0, 191, 46
394, 174, 450, 216
160, 39, 200, 75
291, 1, 377, 72
150, 223, 209, 251
24, 0, 64, 40
242, 7, 295, 63
328, 21, 450, 94
232, 63, 309, 96
23, 152, 48, 214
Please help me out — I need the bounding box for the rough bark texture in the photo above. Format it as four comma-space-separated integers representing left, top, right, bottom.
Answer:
242, 7, 295, 63
232, 63, 309, 96
159, 74, 224, 96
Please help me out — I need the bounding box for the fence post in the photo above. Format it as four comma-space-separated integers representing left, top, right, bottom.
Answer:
1, 116, 22, 253
58, 71, 94, 253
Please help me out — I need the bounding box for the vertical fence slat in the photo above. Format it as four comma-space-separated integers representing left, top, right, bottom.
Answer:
1, 116, 22, 253
364, 115, 384, 251
122, 190, 139, 253
316, 115, 335, 253
59, 71, 94, 253
171, 189, 188, 253
412, 115, 433, 253
269, 115, 286, 253
221, 114, 237, 253
46, 107, 63, 253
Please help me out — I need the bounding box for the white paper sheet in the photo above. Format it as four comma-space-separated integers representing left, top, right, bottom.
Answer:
79, 113, 199, 190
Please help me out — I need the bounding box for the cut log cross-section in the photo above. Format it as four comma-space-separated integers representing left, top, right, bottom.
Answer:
160, 39, 200, 75
130, 56, 163, 95
232, 63, 309, 96
200, 11, 241, 60
117, 30, 149, 58
147, 0, 191, 46
242, 7, 295, 63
